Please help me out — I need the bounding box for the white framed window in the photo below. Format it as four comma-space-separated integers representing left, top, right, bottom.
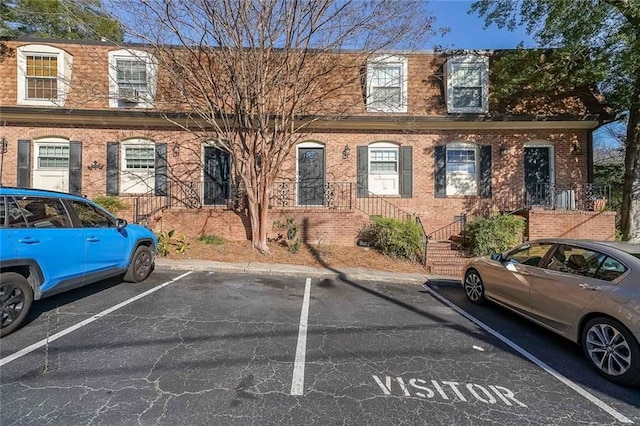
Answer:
108, 49, 157, 108
366, 55, 408, 113
37, 144, 70, 168
33, 137, 70, 192
446, 143, 478, 196
369, 142, 399, 195
445, 55, 489, 113
17, 44, 73, 106
120, 139, 155, 194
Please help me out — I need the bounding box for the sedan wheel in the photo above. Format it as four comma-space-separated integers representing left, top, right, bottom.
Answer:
582, 317, 640, 386
464, 270, 486, 304
0, 272, 34, 337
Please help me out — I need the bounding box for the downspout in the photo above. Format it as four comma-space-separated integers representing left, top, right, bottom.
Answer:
587, 130, 593, 183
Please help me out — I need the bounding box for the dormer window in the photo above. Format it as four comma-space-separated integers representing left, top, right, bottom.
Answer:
108, 49, 157, 108
445, 55, 489, 113
17, 44, 73, 106
366, 55, 408, 113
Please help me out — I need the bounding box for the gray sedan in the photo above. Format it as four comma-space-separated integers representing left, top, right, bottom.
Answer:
463, 238, 640, 386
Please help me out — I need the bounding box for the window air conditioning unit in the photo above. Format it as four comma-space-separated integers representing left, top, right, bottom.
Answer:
118, 88, 139, 103
554, 189, 576, 210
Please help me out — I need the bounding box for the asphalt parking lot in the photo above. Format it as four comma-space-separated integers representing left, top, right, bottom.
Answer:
1, 268, 638, 425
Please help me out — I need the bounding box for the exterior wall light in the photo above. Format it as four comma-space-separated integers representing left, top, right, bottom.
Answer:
342, 144, 351, 159
571, 141, 583, 155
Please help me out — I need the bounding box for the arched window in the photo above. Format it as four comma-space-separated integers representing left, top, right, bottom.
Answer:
32, 137, 71, 192
445, 142, 479, 196
368, 142, 400, 195
120, 138, 155, 194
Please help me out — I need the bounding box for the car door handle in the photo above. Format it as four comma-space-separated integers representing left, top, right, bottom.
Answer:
518, 270, 531, 276
18, 237, 40, 244
87, 237, 100, 243
579, 284, 600, 291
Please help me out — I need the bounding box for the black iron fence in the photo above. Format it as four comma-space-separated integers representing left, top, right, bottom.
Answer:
270, 181, 353, 210
522, 183, 610, 211
482, 183, 611, 213
131, 180, 611, 227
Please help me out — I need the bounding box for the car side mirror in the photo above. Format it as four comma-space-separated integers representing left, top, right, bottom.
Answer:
490, 253, 503, 262
116, 218, 128, 230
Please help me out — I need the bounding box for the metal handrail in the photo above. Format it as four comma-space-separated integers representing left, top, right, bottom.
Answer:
352, 183, 414, 221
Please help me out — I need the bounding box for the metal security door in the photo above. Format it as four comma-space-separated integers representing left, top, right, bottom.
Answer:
203, 147, 230, 205
524, 147, 551, 205
298, 147, 325, 206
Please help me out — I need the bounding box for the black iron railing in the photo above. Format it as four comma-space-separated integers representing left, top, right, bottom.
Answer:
522, 183, 610, 211
130, 180, 611, 228
270, 181, 417, 221
131, 180, 243, 224
482, 183, 611, 213
270, 181, 354, 209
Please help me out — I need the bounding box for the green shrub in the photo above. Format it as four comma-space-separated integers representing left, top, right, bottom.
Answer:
92, 195, 128, 214
464, 214, 525, 257
272, 218, 301, 254
364, 216, 424, 261
198, 233, 226, 246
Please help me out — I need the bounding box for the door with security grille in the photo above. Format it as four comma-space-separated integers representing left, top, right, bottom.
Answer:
297, 147, 325, 206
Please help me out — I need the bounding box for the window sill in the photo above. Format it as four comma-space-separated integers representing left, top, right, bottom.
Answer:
18, 99, 64, 107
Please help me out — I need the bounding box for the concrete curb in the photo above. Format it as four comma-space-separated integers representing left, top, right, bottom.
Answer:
155, 258, 461, 286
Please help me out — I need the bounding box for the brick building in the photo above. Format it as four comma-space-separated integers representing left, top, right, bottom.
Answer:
0, 38, 616, 264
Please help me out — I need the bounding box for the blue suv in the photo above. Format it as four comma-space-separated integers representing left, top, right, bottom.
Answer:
0, 187, 158, 337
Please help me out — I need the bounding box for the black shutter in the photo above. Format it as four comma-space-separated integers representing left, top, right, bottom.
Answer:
400, 146, 412, 198
479, 145, 492, 198
434, 145, 446, 198
69, 141, 82, 195
155, 143, 167, 196
356, 146, 368, 198
106, 142, 119, 196
17, 140, 31, 188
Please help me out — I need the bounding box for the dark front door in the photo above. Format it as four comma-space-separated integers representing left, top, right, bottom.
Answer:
203, 147, 230, 205
524, 147, 551, 205
298, 147, 325, 206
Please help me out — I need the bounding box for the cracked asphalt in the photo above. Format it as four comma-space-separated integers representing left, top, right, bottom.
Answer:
0, 268, 638, 425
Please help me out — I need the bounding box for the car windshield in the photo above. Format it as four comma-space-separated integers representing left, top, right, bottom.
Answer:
630, 253, 640, 260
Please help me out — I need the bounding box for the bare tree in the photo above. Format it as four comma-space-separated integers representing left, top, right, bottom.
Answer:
109, 0, 435, 253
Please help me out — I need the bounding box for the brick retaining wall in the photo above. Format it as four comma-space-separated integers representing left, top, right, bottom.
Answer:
154, 208, 371, 246
525, 208, 616, 241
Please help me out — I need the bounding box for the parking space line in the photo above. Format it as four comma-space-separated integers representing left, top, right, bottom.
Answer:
0, 271, 194, 368
291, 277, 311, 396
422, 285, 633, 424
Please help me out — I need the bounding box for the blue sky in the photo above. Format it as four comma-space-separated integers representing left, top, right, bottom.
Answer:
427, 0, 535, 50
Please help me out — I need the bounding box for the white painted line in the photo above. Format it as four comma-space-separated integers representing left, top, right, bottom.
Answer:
422, 285, 633, 424
290, 277, 312, 396
0, 271, 194, 368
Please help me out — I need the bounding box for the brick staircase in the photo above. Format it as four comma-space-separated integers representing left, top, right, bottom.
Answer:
425, 240, 468, 278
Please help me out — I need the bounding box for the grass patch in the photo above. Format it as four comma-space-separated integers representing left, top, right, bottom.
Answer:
198, 233, 226, 246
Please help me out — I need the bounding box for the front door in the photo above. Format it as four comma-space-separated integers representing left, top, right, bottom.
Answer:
298, 147, 325, 206
203, 147, 230, 205
524, 146, 551, 205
